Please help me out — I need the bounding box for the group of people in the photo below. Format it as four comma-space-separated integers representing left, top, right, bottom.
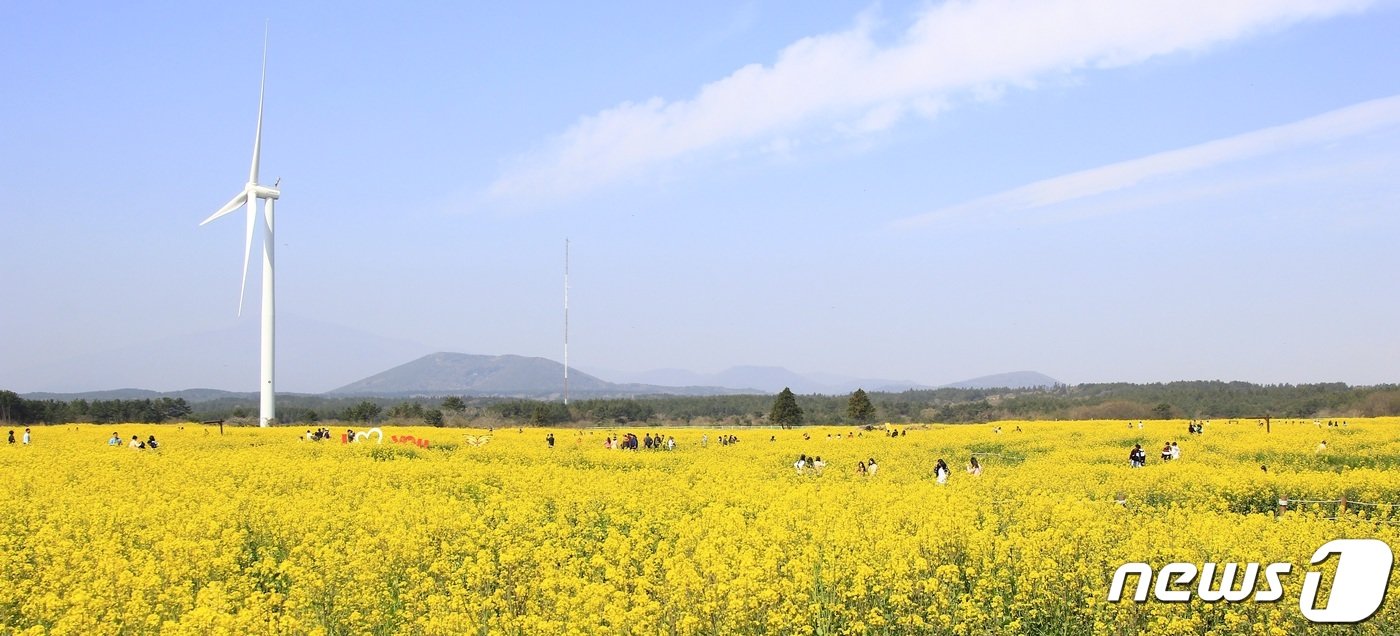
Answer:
108, 432, 159, 449
700, 433, 743, 446
602, 433, 677, 450
304, 428, 335, 441
1186, 421, 1205, 435
785, 451, 981, 483
6, 428, 31, 445
1128, 441, 1180, 467
793, 454, 827, 474
849, 456, 969, 482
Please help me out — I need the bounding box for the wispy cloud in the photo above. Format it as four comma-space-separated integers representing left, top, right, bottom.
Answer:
892, 94, 1400, 228
486, 0, 1372, 205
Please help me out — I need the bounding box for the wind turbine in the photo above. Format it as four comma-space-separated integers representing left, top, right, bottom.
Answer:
201, 34, 280, 427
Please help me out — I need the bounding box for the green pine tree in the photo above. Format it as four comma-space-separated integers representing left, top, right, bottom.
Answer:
769, 387, 804, 428
847, 388, 875, 423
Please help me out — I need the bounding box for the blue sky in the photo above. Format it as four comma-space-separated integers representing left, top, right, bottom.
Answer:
2, 0, 1398, 393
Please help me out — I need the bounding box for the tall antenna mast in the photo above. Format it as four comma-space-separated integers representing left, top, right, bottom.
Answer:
564, 238, 569, 405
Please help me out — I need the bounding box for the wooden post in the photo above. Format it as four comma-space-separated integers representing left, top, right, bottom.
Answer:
1265, 416, 1271, 434
1278, 496, 1289, 518
1340, 494, 1348, 516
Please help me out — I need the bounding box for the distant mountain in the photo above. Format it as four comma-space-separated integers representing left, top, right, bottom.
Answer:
18, 386, 301, 403
613, 365, 930, 395
21, 388, 165, 401
940, 371, 1060, 390
19, 355, 1059, 401
601, 365, 1060, 394
8, 314, 432, 394
329, 352, 742, 397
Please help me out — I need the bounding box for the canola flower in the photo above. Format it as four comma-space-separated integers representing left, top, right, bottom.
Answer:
0, 418, 1398, 635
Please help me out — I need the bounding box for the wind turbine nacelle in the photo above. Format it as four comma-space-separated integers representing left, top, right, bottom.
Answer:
250, 185, 281, 199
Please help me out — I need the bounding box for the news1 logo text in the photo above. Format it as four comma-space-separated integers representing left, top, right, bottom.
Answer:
1108, 539, 1394, 624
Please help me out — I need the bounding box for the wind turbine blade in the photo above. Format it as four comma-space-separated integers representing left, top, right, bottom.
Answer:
249, 29, 267, 184
264, 195, 274, 233
238, 196, 257, 316
201, 190, 248, 226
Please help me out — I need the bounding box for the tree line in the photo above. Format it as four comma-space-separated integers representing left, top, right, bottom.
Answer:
4, 381, 1399, 427
0, 391, 193, 424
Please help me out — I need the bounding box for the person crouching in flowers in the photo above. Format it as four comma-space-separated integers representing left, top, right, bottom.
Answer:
935, 459, 950, 485
966, 456, 981, 477
856, 461, 867, 476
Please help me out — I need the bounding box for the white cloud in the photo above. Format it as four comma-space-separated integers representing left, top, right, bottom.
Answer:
892, 94, 1400, 228
486, 0, 1372, 205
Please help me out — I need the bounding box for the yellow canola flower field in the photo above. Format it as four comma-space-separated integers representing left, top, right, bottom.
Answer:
2, 418, 1399, 635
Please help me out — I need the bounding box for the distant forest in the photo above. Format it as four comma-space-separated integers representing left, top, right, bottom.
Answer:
4, 381, 1400, 427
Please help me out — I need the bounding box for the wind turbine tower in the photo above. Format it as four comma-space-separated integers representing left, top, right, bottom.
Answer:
201, 32, 280, 427
564, 238, 570, 406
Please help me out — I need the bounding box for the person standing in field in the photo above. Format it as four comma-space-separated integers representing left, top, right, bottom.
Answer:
1170, 442, 1181, 460
108, 432, 121, 446
856, 461, 867, 476
1129, 444, 1146, 468
867, 458, 879, 476
967, 456, 982, 477
935, 459, 950, 484
6, 430, 13, 444
794, 455, 807, 474
22, 428, 31, 445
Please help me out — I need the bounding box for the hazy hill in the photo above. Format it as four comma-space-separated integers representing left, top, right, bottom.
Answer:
616, 365, 930, 394
17, 351, 1059, 400
20, 388, 249, 402
329, 352, 740, 397
940, 371, 1061, 390
8, 314, 432, 394
611, 365, 1056, 394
